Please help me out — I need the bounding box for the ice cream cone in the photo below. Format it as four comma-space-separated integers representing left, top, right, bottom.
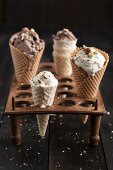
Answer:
9, 42, 45, 83
36, 114, 50, 137
30, 71, 58, 137
32, 84, 57, 137
71, 47, 109, 124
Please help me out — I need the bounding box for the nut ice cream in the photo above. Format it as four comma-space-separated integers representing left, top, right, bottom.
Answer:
30, 71, 58, 108
10, 27, 45, 59
72, 45, 106, 76
30, 71, 58, 90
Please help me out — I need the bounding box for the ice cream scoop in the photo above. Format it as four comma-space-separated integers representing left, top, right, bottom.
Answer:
72, 45, 106, 76
30, 71, 58, 88
10, 27, 44, 59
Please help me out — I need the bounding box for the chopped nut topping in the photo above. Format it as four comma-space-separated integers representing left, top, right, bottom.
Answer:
83, 47, 91, 55
53, 28, 76, 40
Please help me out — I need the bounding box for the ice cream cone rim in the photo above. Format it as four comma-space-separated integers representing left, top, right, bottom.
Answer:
72, 47, 109, 61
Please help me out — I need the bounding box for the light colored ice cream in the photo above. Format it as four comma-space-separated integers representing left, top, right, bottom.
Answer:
10, 27, 45, 59
72, 45, 106, 76
30, 71, 58, 88
53, 28, 77, 77
53, 28, 77, 58
30, 71, 58, 108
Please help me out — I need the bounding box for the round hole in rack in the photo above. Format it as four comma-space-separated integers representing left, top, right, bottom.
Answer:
59, 78, 73, 83
17, 84, 31, 90
58, 85, 73, 91
16, 92, 32, 98
40, 65, 53, 71
58, 92, 74, 98
78, 100, 95, 107
15, 101, 32, 108
59, 100, 76, 106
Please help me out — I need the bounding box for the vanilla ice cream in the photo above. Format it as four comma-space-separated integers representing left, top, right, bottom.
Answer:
72, 45, 106, 76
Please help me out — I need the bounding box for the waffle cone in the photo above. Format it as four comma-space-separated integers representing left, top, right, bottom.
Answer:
71, 61, 88, 88
71, 48, 109, 98
81, 115, 89, 124
9, 43, 45, 83
31, 84, 57, 108
31, 81, 57, 137
53, 55, 72, 77
37, 114, 50, 137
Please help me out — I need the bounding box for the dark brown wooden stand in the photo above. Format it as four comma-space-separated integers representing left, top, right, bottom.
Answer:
5, 63, 107, 146
10, 115, 21, 145
89, 115, 102, 145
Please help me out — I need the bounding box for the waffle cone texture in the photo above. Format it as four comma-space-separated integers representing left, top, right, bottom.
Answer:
31, 85, 57, 108
53, 55, 72, 77
71, 47, 109, 99
30, 74, 58, 137
32, 85, 57, 136
36, 114, 50, 137
9, 43, 45, 83
31, 83, 57, 137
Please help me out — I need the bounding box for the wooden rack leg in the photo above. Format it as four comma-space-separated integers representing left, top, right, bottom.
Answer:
89, 115, 102, 146
10, 115, 21, 145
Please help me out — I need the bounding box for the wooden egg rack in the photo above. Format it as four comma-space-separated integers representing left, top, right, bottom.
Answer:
5, 62, 108, 146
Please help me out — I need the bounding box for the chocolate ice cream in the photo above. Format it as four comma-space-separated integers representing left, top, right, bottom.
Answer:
10, 27, 45, 59
53, 28, 77, 41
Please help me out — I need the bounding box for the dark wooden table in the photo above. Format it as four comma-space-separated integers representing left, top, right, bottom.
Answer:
0, 28, 113, 170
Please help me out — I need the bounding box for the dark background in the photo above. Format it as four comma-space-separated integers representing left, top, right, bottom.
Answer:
0, 1, 113, 170
0, 0, 112, 35
0, 0, 112, 89
0, 0, 113, 29
0, 0, 112, 59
